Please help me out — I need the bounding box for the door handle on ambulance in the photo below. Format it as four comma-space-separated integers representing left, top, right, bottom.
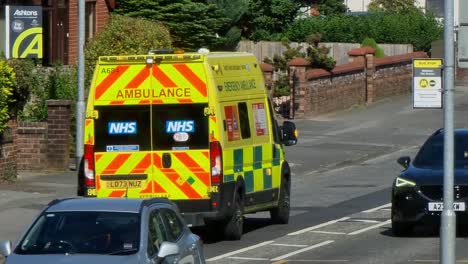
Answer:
162, 153, 172, 168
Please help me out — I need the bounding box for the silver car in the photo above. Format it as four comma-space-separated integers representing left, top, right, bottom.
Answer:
0, 197, 205, 264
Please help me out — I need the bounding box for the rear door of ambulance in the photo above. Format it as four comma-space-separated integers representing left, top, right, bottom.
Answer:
91, 56, 211, 200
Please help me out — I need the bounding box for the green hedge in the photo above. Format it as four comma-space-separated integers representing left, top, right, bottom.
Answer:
85, 14, 172, 90
0, 59, 15, 133
285, 11, 442, 51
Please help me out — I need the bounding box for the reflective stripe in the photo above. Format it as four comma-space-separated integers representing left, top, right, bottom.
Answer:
125, 66, 150, 89
152, 65, 177, 87
95, 65, 129, 100
173, 64, 207, 97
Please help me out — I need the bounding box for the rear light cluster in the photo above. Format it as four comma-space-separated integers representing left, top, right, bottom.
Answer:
210, 141, 223, 185
84, 144, 95, 187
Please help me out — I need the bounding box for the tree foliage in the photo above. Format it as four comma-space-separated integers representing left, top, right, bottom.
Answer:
361, 37, 385, 58
114, 0, 227, 50
368, 0, 418, 12
242, 0, 303, 41
315, 0, 347, 15
0, 59, 15, 133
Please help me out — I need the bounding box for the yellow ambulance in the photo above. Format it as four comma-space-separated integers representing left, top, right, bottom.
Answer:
78, 49, 298, 240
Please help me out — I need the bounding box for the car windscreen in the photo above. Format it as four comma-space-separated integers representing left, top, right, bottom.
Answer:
413, 133, 468, 168
15, 211, 140, 255
153, 103, 209, 150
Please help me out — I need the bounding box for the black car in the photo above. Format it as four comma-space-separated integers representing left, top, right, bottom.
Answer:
391, 128, 468, 236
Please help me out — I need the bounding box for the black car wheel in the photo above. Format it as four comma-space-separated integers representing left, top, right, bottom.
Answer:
270, 174, 290, 224
224, 193, 244, 240
391, 203, 413, 236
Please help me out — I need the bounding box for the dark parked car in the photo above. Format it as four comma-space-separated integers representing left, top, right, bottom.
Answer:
0, 198, 205, 264
391, 128, 468, 236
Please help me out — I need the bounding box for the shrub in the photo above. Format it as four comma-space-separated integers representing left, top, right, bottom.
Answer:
0, 59, 15, 133
361, 37, 385, 58
84, 14, 172, 90
286, 11, 442, 51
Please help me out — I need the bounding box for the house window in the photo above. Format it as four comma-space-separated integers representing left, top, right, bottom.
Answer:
85, 1, 96, 40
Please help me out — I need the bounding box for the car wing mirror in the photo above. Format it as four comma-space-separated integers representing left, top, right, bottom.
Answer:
0, 240, 12, 257
280, 121, 298, 146
397, 156, 411, 169
157, 241, 180, 260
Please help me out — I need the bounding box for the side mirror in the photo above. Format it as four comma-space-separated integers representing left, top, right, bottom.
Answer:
157, 242, 180, 260
0, 240, 12, 257
397, 156, 411, 169
281, 121, 298, 146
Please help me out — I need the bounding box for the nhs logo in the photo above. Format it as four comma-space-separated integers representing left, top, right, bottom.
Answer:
108, 121, 137, 135
166, 120, 195, 133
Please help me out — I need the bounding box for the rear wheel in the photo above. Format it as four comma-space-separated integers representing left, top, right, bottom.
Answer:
224, 193, 244, 240
391, 220, 413, 237
270, 174, 290, 224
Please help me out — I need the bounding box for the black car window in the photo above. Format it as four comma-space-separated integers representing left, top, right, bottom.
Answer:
414, 133, 468, 168
147, 210, 168, 257
94, 105, 151, 152
160, 209, 184, 241
15, 211, 140, 255
152, 104, 209, 150
238, 102, 251, 139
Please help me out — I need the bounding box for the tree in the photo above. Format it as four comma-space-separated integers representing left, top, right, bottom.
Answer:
241, 0, 303, 41
206, 0, 249, 50
368, 0, 418, 12
316, 0, 347, 15
114, 0, 228, 50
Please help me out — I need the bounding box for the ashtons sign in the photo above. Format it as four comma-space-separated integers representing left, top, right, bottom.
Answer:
4, 5, 43, 59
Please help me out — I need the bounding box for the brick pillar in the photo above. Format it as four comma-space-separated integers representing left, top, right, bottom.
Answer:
261, 63, 274, 98
365, 53, 375, 103
288, 58, 310, 119
47, 100, 72, 171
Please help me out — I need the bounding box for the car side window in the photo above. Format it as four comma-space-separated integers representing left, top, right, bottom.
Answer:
160, 209, 184, 241
238, 102, 251, 139
147, 210, 168, 257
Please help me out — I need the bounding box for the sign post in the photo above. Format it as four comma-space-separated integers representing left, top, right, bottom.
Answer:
412, 58, 443, 109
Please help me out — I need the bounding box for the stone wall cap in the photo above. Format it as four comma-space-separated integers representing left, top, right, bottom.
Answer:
331, 62, 365, 75
261, 63, 274, 72
348, 47, 376, 56
46, 100, 72, 106
306, 68, 331, 79
375, 51, 428, 67
288, 57, 310, 67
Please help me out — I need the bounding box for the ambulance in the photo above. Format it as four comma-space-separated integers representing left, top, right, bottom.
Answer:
78, 49, 298, 240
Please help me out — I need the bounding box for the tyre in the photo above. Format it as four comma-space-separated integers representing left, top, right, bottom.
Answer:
391, 220, 413, 237
224, 193, 244, 240
270, 174, 290, 224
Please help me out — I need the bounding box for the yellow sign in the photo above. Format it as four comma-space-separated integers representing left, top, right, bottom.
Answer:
419, 79, 429, 88
413, 59, 443, 68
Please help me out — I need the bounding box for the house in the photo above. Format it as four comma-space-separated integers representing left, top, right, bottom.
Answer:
0, 0, 114, 65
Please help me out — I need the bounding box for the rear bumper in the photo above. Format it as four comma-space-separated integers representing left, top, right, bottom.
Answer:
176, 181, 237, 226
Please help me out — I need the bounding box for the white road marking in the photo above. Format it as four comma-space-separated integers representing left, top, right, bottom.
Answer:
362, 203, 391, 213
271, 240, 335, 261
347, 219, 382, 223
271, 243, 308, 248
311, 230, 346, 235
228, 256, 269, 261
288, 217, 350, 236
206, 240, 274, 262
347, 219, 391, 235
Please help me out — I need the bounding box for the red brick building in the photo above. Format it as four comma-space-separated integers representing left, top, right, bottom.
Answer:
0, 0, 114, 65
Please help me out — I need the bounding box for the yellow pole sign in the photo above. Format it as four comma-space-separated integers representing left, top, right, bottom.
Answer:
412, 58, 443, 108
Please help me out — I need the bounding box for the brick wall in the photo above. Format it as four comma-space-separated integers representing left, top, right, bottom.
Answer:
16, 122, 48, 171
68, 0, 111, 64
13, 100, 72, 173
0, 121, 17, 180
286, 51, 428, 118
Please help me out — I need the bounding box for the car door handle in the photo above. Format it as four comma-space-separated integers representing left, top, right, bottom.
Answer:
162, 153, 172, 168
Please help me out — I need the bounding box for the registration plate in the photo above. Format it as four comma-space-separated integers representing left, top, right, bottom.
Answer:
106, 180, 144, 189
428, 202, 466, 211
